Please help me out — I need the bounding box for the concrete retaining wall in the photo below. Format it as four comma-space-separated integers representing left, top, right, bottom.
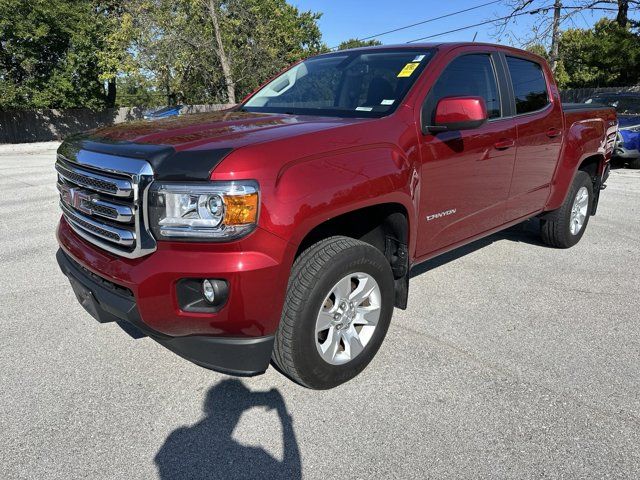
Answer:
0, 104, 232, 144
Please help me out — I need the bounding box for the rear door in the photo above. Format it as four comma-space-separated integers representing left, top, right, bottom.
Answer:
503, 55, 564, 220
416, 50, 517, 257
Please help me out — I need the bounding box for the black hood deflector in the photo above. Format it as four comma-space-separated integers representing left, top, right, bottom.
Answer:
58, 138, 233, 181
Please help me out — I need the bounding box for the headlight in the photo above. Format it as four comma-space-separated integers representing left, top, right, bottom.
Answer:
148, 181, 259, 240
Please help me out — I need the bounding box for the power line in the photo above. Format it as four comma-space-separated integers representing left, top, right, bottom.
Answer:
404, 5, 620, 43
405, 6, 553, 43
329, 0, 501, 50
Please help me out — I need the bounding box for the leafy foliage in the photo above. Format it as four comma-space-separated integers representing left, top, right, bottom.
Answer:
337, 38, 382, 50
523, 20, 640, 89
2, 1, 640, 110
558, 19, 640, 88
130, 0, 326, 105
0, 0, 325, 109
0, 0, 109, 109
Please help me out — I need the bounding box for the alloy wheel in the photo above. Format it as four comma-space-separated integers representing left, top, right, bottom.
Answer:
314, 272, 382, 365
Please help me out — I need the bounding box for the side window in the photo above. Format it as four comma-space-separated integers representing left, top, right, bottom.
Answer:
506, 56, 549, 114
425, 54, 501, 122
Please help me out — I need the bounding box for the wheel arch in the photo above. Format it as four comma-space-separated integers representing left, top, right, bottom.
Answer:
294, 202, 412, 309
546, 150, 607, 213
577, 153, 605, 179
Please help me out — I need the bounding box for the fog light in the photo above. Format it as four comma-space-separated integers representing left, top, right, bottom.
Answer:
177, 278, 229, 313
202, 279, 215, 303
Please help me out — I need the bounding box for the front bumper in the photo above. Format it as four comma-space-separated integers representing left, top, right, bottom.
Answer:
56, 217, 296, 376
57, 248, 276, 376
57, 218, 293, 336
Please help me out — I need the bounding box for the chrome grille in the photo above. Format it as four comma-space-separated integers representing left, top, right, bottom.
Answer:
55, 161, 133, 197
60, 202, 134, 245
88, 201, 133, 223
56, 151, 156, 258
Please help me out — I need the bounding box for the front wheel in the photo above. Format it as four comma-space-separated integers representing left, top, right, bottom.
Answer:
540, 170, 593, 248
272, 236, 395, 389
628, 157, 640, 169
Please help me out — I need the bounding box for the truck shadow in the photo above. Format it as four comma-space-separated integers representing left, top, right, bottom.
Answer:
154, 379, 301, 480
410, 219, 544, 278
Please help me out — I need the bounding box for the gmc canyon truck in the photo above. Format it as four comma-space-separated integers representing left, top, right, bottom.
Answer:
56, 43, 617, 389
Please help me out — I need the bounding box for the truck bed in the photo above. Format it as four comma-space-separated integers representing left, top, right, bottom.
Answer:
562, 103, 617, 152
562, 102, 608, 112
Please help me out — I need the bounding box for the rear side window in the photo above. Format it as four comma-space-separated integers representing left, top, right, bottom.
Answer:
425, 54, 501, 121
506, 57, 549, 114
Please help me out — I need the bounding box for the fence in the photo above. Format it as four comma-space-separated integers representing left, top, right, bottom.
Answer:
0, 104, 232, 144
560, 86, 640, 103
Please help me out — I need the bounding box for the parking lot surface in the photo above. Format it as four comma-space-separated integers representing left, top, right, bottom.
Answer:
1, 143, 639, 479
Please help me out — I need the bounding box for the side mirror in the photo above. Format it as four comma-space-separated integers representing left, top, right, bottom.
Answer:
428, 96, 488, 133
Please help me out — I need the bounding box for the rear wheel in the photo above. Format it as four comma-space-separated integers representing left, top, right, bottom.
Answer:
628, 157, 640, 169
540, 170, 593, 248
273, 236, 394, 389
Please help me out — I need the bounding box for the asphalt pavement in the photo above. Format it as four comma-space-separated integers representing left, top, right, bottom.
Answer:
1, 142, 639, 479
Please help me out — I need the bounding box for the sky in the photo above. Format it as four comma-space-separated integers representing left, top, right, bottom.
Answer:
287, 0, 619, 49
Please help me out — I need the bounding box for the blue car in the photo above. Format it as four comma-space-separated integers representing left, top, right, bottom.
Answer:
586, 93, 640, 168
143, 105, 184, 120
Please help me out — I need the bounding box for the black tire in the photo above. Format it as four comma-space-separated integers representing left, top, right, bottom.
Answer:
272, 236, 395, 389
540, 170, 593, 248
628, 157, 640, 169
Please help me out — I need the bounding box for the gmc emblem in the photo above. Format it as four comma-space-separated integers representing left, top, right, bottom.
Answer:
59, 184, 95, 215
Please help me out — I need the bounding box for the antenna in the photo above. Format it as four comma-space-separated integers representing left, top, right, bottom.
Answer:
472, 31, 478, 42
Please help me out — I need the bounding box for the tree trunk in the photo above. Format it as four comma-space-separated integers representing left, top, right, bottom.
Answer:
206, 0, 236, 104
549, 0, 562, 73
106, 77, 117, 108
616, 0, 629, 28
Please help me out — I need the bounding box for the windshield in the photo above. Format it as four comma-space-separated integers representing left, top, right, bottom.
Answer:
586, 96, 640, 115
243, 49, 435, 118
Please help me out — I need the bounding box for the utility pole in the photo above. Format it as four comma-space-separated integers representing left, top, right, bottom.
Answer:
549, 0, 562, 73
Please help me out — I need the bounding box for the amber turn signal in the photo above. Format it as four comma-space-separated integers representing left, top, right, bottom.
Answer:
224, 193, 259, 225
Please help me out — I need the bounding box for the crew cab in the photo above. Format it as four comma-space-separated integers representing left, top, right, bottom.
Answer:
55, 43, 617, 389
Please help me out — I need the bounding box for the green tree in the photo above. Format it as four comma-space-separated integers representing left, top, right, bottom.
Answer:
494, 1, 640, 72
95, 1, 137, 107
0, 0, 139, 110
1, 0, 329, 109
0, 0, 130, 110
337, 38, 382, 50
558, 18, 640, 87
116, 73, 165, 107
526, 44, 549, 59
133, 0, 325, 105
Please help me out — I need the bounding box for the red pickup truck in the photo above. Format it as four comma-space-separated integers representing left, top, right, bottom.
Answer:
56, 43, 617, 389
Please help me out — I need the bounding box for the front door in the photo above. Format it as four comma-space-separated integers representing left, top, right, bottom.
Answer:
416, 52, 517, 258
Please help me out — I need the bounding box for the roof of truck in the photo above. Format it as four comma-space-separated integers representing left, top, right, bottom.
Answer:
319, 42, 547, 63
318, 42, 547, 64
327, 41, 527, 52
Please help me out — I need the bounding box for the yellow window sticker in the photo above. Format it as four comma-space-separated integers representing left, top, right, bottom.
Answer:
397, 62, 420, 78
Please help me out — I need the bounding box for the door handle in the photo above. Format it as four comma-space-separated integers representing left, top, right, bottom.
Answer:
546, 128, 562, 138
494, 138, 515, 150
